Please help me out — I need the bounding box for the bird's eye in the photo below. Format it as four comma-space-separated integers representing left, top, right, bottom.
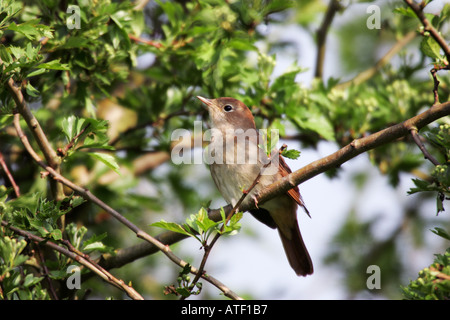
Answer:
224, 105, 233, 112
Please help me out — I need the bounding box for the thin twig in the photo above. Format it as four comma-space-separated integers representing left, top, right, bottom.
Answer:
315, 0, 341, 79
35, 245, 59, 300
431, 67, 441, 105
128, 34, 163, 49
0, 152, 20, 197
12, 113, 242, 300
410, 127, 441, 166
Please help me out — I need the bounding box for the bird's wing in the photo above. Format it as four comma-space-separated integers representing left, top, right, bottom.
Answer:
278, 154, 311, 218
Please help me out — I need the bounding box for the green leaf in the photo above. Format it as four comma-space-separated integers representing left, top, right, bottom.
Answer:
61, 116, 86, 141
0, 44, 12, 64
289, 107, 335, 141
49, 229, 62, 241
420, 36, 442, 60
282, 149, 301, 160
7, 21, 40, 40
27, 68, 47, 78
431, 227, 450, 241
194, 207, 219, 234
393, 7, 416, 18
25, 82, 39, 97
36, 59, 70, 71
88, 152, 120, 174
151, 220, 194, 238
6, 20, 53, 41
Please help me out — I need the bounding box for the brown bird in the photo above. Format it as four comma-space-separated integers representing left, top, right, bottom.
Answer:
197, 96, 313, 276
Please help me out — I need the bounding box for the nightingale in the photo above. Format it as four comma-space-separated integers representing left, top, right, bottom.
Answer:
197, 96, 313, 276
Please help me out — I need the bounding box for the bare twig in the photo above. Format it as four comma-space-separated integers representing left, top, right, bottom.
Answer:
1, 220, 144, 300
410, 127, 441, 166
12, 113, 242, 300
0, 152, 20, 197
315, 0, 341, 79
431, 67, 441, 105
404, 0, 450, 64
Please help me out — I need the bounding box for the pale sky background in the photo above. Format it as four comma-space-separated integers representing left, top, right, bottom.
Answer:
142, 0, 449, 300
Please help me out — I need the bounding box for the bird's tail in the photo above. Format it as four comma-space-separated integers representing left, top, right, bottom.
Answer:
278, 223, 313, 276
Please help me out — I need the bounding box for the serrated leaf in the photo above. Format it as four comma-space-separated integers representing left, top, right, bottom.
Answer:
88, 152, 120, 174
25, 82, 39, 97
420, 36, 442, 60
50, 229, 62, 241
36, 59, 70, 71
7, 21, 40, 40
282, 149, 301, 160
393, 7, 416, 18
0, 44, 12, 64
151, 220, 195, 238
408, 178, 432, 194
61, 116, 86, 141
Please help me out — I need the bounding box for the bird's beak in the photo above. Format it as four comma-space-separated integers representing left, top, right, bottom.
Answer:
196, 96, 214, 107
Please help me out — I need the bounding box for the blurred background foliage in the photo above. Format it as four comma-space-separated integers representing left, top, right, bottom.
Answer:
0, 0, 449, 299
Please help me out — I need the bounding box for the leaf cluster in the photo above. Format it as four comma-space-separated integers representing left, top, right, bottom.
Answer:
402, 228, 450, 300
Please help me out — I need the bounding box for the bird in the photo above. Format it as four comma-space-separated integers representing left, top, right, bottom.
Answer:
197, 96, 313, 276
